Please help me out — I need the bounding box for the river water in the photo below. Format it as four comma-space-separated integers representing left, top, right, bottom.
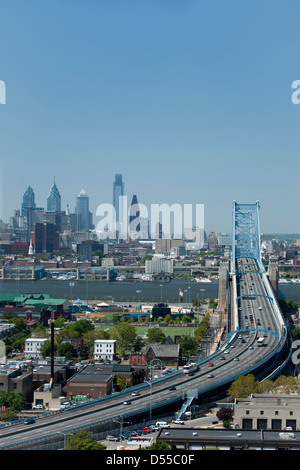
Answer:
1, 279, 300, 304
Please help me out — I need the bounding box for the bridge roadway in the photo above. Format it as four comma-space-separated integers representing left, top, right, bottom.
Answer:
0, 257, 288, 449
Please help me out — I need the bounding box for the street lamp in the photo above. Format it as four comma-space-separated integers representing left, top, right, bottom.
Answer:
144, 380, 152, 422
69, 282, 75, 323
136, 290, 142, 321
113, 419, 129, 444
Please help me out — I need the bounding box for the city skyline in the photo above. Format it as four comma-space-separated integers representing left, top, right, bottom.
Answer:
6, 176, 300, 240
0, 1, 300, 233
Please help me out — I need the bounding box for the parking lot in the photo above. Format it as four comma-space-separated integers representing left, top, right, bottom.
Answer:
99, 413, 220, 449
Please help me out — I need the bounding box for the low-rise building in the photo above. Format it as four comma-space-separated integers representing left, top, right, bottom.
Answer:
93, 340, 116, 361
77, 266, 114, 281
24, 338, 48, 359
65, 365, 114, 399
2, 265, 45, 280
0, 366, 33, 403
234, 394, 300, 430
32, 382, 66, 410
145, 343, 180, 367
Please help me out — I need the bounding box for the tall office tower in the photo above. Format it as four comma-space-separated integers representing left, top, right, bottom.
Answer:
128, 194, 140, 240
75, 189, 90, 232
47, 179, 61, 211
32, 221, 59, 254
21, 186, 36, 218
129, 195, 140, 227
113, 174, 124, 226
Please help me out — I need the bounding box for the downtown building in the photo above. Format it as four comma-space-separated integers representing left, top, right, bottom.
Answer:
31, 221, 60, 255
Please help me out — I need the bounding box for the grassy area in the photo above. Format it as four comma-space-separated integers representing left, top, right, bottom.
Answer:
95, 323, 195, 339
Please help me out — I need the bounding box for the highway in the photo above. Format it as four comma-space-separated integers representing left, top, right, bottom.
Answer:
0, 257, 288, 449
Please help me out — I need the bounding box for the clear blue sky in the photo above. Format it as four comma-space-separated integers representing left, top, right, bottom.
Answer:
0, 0, 299, 234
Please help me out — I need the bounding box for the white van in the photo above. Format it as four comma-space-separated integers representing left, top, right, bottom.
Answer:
60, 402, 71, 410
156, 421, 169, 428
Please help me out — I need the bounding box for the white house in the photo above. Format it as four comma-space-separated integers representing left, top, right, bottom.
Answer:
25, 338, 48, 359
93, 340, 116, 361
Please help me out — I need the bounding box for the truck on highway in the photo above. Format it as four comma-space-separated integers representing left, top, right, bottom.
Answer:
183, 363, 199, 374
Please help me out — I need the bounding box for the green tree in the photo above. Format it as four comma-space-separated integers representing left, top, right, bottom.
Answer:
72, 319, 95, 336
195, 313, 210, 341
292, 326, 300, 340
144, 440, 170, 450
131, 336, 144, 354
146, 328, 166, 344
164, 314, 172, 324
40, 340, 58, 359
179, 335, 198, 358
57, 342, 76, 360
0, 391, 26, 412
116, 374, 130, 391
227, 374, 259, 398
12, 317, 27, 333
110, 322, 137, 356
64, 430, 106, 450
8, 391, 27, 412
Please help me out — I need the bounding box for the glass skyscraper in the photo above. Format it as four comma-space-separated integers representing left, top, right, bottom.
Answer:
113, 174, 124, 225
47, 179, 61, 211
21, 186, 36, 218
76, 188, 90, 231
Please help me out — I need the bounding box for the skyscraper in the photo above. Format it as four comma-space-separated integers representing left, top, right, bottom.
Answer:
128, 194, 149, 240
21, 186, 36, 218
47, 179, 61, 211
75, 189, 90, 232
32, 221, 59, 254
21, 186, 44, 240
113, 174, 124, 226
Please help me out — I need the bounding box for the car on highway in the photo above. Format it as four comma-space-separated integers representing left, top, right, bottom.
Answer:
172, 419, 184, 425
131, 391, 140, 396
168, 386, 176, 391
123, 401, 132, 405
24, 418, 35, 425
208, 362, 214, 367
207, 373, 214, 378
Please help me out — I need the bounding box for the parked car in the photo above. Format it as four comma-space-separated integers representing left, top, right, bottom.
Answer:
106, 435, 119, 441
